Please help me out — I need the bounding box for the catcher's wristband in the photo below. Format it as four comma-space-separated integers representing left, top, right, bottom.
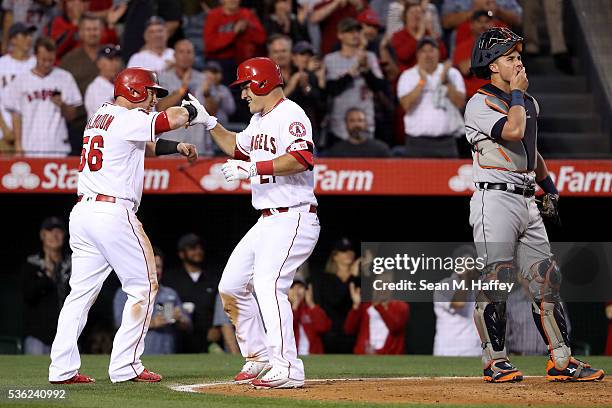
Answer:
510, 90, 525, 108
537, 175, 558, 195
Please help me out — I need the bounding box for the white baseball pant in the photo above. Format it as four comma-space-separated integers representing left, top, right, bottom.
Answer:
219, 208, 320, 381
49, 197, 157, 382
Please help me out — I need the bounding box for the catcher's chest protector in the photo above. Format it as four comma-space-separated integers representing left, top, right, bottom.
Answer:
473, 84, 538, 172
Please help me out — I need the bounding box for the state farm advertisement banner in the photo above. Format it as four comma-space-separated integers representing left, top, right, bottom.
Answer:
0, 157, 611, 196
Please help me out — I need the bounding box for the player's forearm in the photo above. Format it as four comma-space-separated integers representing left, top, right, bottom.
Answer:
269, 153, 309, 176
165, 106, 190, 129
501, 105, 526, 141
535, 152, 550, 181
156, 91, 184, 112
209, 122, 237, 156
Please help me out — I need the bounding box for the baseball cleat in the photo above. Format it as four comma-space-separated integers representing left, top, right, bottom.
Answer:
483, 359, 524, 383
130, 368, 162, 382
546, 358, 605, 382
234, 361, 271, 384
250, 367, 304, 389
50, 373, 96, 384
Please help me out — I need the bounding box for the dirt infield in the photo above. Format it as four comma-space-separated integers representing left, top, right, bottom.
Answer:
188, 377, 610, 407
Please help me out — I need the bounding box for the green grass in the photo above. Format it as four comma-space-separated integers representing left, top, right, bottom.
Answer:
0, 354, 610, 408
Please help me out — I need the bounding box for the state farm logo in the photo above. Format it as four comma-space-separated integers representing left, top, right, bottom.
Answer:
314, 165, 373, 191
552, 166, 612, 193
200, 163, 250, 191
448, 164, 475, 192
2, 162, 40, 189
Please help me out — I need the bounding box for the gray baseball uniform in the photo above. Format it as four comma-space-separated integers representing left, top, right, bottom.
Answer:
464, 83, 550, 277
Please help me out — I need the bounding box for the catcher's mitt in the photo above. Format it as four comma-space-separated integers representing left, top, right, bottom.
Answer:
538, 193, 561, 226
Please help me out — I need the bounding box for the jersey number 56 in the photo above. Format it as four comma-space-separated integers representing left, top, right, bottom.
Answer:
78, 135, 104, 172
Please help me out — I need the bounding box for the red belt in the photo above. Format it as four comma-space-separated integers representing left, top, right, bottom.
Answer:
261, 205, 317, 217
77, 194, 116, 203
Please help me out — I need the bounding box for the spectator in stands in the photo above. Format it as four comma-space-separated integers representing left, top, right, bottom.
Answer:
310, 0, 366, 55
297, 0, 322, 53
120, 0, 182, 62
442, 0, 522, 51
1, 0, 56, 53
324, 107, 391, 157
285, 40, 324, 143
397, 38, 465, 157
59, 13, 104, 154
0, 23, 35, 154
45, 0, 117, 62
432, 245, 481, 356
263, 0, 309, 43
113, 247, 192, 354
45, 0, 88, 61
158, 39, 215, 156
452, 10, 493, 99
314, 237, 359, 353
344, 279, 410, 354
84, 44, 122, 118
202, 61, 236, 127
127, 16, 175, 73
204, 0, 266, 84
385, 0, 442, 40
267, 34, 293, 83
23, 217, 71, 355
161, 233, 220, 353
522, 0, 574, 75
390, 2, 447, 73
290, 275, 332, 355
324, 17, 385, 143
181, 0, 210, 70
4, 37, 82, 157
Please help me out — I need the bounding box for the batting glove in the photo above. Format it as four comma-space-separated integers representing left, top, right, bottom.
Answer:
181, 93, 218, 130
221, 159, 257, 182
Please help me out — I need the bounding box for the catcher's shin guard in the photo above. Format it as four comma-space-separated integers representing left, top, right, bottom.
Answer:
474, 301, 509, 363
532, 301, 571, 369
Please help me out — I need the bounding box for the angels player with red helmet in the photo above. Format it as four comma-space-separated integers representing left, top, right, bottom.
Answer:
48, 67, 208, 384
197, 57, 320, 389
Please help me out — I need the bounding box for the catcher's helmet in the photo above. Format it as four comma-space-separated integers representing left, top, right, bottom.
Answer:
114, 67, 169, 103
230, 57, 283, 96
471, 27, 523, 79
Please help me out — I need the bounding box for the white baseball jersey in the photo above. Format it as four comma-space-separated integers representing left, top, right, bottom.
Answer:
84, 76, 114, 119
78, 103, 160, 209
236, 98, 317, 210
127, 49, 175, 74
3, 67, 82, 156
0, 54, 35, 136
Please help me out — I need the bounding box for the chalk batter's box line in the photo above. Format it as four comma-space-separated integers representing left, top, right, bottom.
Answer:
169, 376, 540, 393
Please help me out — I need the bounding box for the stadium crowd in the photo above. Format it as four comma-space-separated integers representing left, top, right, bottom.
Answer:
0, 0, 575, 158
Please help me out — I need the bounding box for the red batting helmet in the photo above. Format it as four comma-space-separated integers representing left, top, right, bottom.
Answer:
114, 67, 169, 103
230, 57, 284, 96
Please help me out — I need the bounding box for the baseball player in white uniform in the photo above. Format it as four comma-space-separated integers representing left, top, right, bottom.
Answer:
0, 22, 35, 150
196, 57, 319, 389
48, 67, 204, 384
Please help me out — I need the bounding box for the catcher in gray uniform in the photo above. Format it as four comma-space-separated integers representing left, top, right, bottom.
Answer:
464, 27, 604, 383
